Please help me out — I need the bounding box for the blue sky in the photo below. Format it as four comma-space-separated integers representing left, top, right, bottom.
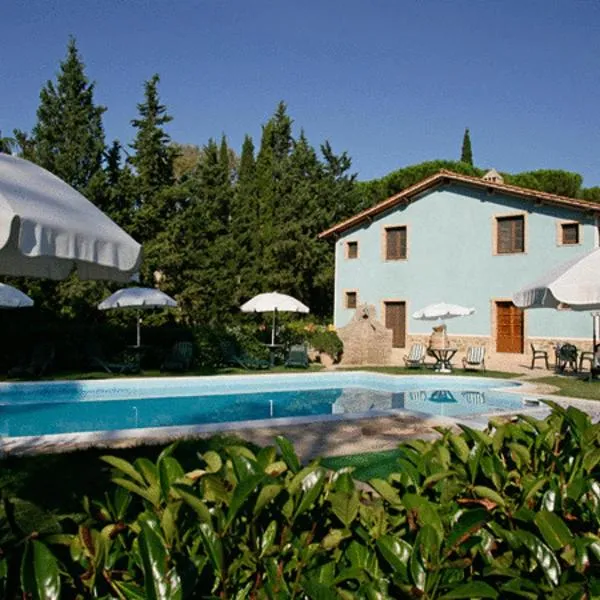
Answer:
2, 0, 599, 186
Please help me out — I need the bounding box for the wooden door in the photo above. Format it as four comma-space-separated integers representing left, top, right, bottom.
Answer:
496, 301, 524, 353
385, 302, 406, 348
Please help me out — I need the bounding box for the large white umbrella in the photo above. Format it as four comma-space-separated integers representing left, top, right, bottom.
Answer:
513, 247, 600, 311
98, 287, 177, 347
0, 283, 33, 308
413, 302, 475, 321
241, 292, 310, 345
0, 153, 142, 282
513, 248, 600, 352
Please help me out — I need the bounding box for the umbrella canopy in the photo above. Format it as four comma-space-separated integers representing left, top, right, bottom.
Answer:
99, 287, 177, 346
513, 247, 600, 311
0, 283, 33, 308
241, 292, 310, 345
413, 302, 475, 321
240, 292, 310, 314
0, 153, 142, 282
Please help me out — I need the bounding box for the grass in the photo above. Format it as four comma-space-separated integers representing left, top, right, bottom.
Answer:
528, 374, 600, 401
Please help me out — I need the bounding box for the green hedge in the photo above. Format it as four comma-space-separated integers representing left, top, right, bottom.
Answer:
1, 402, 599, 598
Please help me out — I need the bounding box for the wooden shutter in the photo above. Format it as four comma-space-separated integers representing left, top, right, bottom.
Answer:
496, 301, 524, 353
345, 292, 357, 309
561, 223, 579, 245
385, 302, 406, 348
386, 227, 407, 260
497, 216, 524, 254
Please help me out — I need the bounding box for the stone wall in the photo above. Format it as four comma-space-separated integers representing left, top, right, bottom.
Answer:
338, 304, 393, 365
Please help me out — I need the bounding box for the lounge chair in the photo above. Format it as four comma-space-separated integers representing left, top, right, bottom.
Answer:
219, 340, 270, 370
530, 344, 549, 370
285, 344, 309, 369
9, 342, 55, 378
462, 346, 486, 372
85, 340, 140, 375
403, 343, 426, 368
161, 341, 194, 372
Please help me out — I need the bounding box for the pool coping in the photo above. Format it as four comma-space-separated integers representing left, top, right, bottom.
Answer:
0, 371, 595, 457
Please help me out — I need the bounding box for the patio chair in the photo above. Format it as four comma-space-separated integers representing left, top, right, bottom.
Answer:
403, 343, 426, 368
556, 343, 578, 373
530, 344, 549, 370
462, 346, 486, 372
285, 344, 309, 369
9, 342, 55, 378
161, 341, 194, 372
85, 340, 140, 375
219, 340, 270, 370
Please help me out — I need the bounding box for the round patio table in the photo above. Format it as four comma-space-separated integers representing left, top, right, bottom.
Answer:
428, 348, 457, 373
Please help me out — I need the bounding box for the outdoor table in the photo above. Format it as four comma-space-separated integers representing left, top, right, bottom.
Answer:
264, 343, 284, 367
428, 347, 457, 373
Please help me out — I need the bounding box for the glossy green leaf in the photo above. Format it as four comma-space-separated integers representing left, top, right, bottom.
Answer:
445, 508, 489, 551
534, 510, 574, 551
472, 486, 505, 507
101, 455, 146, 485
172, 483, 212, 523
138, 517, 178, 600
112, 581, 147, 599
369, 479, 402, 506
198, 522, 224, 574
20, 540, 61, 600
201, 450, 223, 473
225, 473, 265, 530
329, 473, 359, 528
516, 530, 561, 586
253, 482, 282, 516
294, 468, 326, 519
402, 493, 444, 539
376, 536, 411, 579
112, 477, 160, 506
276, 435, 301, 473
158, 456, 184, 501
439, 581, 498, 599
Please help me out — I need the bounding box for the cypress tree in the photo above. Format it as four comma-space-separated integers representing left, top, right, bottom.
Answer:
129, 74, 177, 241
460, 128, 473, 166
129, 74, 175, 192
24, 37, 106, 192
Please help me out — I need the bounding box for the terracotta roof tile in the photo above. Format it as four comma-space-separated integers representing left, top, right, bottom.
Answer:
319, 169, 600, 238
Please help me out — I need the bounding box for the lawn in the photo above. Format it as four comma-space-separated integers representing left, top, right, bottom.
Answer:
529, 374, 600, 401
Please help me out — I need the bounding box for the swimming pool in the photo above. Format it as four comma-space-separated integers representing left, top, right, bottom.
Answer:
0, 372, 523, 440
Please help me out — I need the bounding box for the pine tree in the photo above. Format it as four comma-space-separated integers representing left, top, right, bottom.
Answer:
0, 130, 18, 154
22, 38, 106, 192
460, 128, 473, 166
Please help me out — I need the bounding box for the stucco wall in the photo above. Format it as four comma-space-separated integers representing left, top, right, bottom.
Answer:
333, 184, 597, 347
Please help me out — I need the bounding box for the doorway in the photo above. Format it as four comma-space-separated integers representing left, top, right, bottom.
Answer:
384, 301, 406, 348
496, 301, 524, 353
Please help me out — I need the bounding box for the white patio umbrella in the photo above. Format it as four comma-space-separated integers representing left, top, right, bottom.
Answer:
240, 292, 310, 345
513, 247, 600, 311
0, 283, 33, 308
413, 302, 475, 321
98, 287, 177, 347
0, 153, 142, 282
513, 247, 600, 352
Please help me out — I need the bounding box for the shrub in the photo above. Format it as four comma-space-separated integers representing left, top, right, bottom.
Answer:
1, 403, 599, 598
309, 329, 344, 362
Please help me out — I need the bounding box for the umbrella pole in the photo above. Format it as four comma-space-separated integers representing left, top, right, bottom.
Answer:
594, 314, 597, 352
271, 310, 276, 345
137, 310, 141, 347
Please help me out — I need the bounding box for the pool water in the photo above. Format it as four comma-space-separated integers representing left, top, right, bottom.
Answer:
0, 373, 523, 439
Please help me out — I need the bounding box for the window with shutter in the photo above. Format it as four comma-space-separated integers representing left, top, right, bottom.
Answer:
496, 216, 525, 254
561, 223, 579, 245
346, 241, 358, 259
385, 226, 407, 260
345, 291, 357, 309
